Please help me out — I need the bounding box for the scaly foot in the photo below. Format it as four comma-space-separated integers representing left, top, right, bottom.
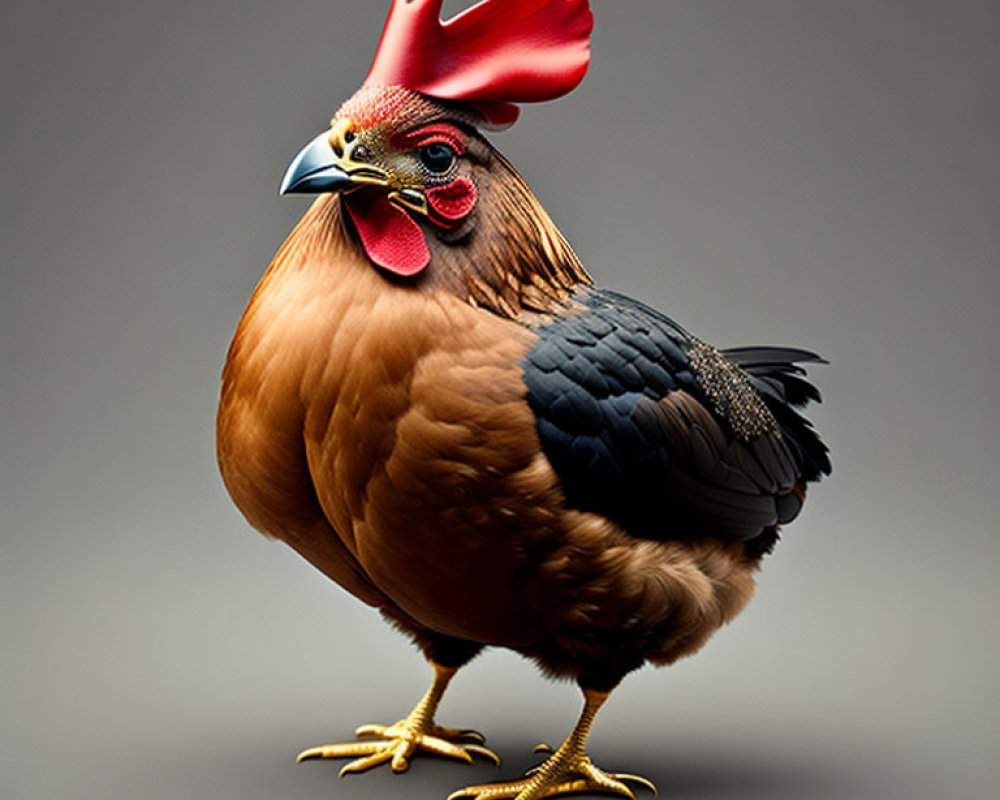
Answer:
297, 718, 499, 775
448, 744, 655, 800
295, 662, 499, 775
450, 687, 656, 800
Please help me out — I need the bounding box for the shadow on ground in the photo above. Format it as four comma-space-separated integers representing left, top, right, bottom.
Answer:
121, 729, 908, 800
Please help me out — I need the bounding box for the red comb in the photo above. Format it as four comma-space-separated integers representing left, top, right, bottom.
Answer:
363, 0, 593, 126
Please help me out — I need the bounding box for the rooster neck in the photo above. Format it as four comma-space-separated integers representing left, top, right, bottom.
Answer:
424, 150, 593, 319
310, 149, 593, 320
268, 154, 592, 321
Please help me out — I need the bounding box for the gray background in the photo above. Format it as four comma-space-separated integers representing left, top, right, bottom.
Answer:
3, 1, 998, 799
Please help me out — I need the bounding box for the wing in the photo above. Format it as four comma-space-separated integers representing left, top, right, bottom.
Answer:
521, 287, 830, 541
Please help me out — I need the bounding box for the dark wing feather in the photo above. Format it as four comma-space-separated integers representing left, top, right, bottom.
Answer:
521, 287, 829, 542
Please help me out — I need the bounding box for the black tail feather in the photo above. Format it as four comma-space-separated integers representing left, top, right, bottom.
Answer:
724, 346, 828, 367
724, 346, 831, 482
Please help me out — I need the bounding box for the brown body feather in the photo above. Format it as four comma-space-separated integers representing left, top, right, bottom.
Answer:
218, 182, 759, 682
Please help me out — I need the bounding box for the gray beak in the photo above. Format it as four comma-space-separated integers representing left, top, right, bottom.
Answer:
279, 131, 354, 195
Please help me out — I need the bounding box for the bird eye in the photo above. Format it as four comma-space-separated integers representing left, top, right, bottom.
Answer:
419, 143, 457, 174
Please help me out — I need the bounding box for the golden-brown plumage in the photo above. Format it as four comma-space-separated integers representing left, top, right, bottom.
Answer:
218, 188, 759, 668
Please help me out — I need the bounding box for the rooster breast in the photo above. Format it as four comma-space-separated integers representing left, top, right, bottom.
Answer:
219, 197, 564, 647
299, 272, 571, 648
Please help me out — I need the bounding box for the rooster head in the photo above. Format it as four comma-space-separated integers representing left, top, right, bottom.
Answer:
279, 0, 593, 303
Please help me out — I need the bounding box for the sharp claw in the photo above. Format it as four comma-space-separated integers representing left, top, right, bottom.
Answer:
465, 743, 502, 766
458, 728, 487, 744
354, 723, 387, 737
533, 743, 554, 754
432, 725, 487, 744
446, 788, 480, 800
615, 773, 658, 795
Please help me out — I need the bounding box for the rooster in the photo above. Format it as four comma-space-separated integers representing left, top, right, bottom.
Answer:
216, 1, 830, 798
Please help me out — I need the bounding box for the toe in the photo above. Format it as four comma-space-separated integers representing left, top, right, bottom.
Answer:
390, 740, 416, 772
355, 723, 390, 738
447, 781, 527, 800
338, 747, 394, 776
296, 741, 379, 763
419, 735, 475, 764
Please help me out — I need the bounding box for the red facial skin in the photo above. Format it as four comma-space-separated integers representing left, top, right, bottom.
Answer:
342, 118, 480, 277
392, 123, 468, 156
426, 177, 478, 227
398, 123, 479, 230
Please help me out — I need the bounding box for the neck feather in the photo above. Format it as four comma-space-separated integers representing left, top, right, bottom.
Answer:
295, 148, 593, 319
423, 149, 592, 318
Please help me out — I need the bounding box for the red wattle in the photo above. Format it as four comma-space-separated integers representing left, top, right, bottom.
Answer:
344, 190, 430, 277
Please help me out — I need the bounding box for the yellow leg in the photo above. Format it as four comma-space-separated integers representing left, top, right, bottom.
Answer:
297, 662, 499, 776
449, 688, 656, 800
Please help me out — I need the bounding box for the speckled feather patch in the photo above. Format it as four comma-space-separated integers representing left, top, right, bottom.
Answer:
688, 341, 779, 441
